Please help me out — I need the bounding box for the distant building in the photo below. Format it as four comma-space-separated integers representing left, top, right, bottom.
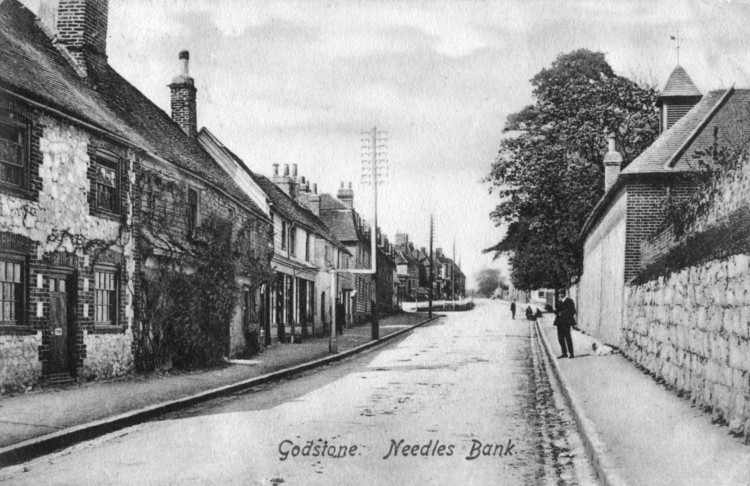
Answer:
320, 184, 374, 324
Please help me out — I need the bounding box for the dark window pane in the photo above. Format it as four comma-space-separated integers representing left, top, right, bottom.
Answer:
94, 157, 119, 213
0, 260, 22, 324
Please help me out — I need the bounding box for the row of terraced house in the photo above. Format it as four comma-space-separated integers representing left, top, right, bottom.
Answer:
0, 0, 449, 392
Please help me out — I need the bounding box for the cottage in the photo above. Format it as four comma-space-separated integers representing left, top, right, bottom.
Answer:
0, 0, 276, 391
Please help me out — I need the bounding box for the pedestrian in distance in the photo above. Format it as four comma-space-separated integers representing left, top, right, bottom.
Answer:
510, 301, 516, 320
525, 305, 533, 321
554, 292, 577, 359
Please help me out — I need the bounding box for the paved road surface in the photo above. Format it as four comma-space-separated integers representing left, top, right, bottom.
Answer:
0, 301, 596, 485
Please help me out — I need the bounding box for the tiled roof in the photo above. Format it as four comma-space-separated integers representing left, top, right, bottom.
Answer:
251, 176, 348, 252
320, 193, 347, 210
320, 210, 359, 243
582, 87, 750, 240
660, 65, 701, 98
0, 0, 266, 218
622, 89, 748, 174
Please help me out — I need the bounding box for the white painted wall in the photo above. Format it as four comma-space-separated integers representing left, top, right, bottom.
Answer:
580, 190, 626, 346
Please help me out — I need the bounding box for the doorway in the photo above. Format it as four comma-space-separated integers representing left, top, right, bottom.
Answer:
48, 274, 73, 375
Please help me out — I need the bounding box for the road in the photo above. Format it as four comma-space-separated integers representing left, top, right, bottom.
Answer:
0, 301, 596, 485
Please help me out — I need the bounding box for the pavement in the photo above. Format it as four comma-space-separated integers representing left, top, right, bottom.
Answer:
535, 312, 750, 486
0, 300, 596, 486
0, 312, 435, 468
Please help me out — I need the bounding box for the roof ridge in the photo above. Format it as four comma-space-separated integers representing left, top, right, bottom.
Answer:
665, 86, 734, 168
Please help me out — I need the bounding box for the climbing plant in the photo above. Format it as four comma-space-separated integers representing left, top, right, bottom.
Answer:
133, 167, 273, 371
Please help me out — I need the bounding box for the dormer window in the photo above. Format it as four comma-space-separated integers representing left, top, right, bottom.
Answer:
0, 114, 28, 190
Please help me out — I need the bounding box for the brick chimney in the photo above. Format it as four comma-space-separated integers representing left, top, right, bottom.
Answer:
603, 134, 623, 193
337, 181, 354, 209
56, 0, 109, 77
169, 50, 197, 138
298, 178, 321, 216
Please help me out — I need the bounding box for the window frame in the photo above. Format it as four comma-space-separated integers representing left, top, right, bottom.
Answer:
93, 266, 120, 328
289, 225, 296, 257
186, 186, 200, 237
92, 150, 122, 216
0, 254, 26, 327
0, 112, 30, 193
280, 221, 287, 250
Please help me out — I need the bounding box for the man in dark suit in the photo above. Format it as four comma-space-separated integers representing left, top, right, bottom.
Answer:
554, 293, 577, 358
510, 301, 516, 320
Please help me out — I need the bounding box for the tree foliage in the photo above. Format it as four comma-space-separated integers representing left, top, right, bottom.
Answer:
485, 49, 660, 290
475, 267, 506, 297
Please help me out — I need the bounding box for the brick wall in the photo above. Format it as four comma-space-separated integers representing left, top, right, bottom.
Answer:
625, 181, 696, 281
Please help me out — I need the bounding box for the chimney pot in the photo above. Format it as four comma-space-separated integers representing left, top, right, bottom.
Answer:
313, 183, 318, 194
284, 164, 290, 176
273, 163, 279, 176
292, 163, 298, 178
340, 181, 344, 189
348, 181, 352, 189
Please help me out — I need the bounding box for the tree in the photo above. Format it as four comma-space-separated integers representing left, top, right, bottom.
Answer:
475, 267, 506, 297
485, 49, 659, 290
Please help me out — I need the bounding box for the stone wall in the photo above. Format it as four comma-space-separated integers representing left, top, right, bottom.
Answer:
0, 333, 43, 393
625, 254, 750, 439
81, 329, 134, 380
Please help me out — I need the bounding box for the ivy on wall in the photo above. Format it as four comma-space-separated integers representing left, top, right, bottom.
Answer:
640, 125, 750, 283
134, 168, 274, 371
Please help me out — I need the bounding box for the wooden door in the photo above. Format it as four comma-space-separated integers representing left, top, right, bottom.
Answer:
48, 276, 70, 374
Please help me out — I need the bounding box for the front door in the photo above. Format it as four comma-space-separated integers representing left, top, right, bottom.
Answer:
48, 276, 70, 374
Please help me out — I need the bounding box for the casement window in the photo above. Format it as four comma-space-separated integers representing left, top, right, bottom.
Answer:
94, 269, 118, 326
0, 114, 28, 190
93, 152, 120, 214
281, 221, 287, 250
304, 233, 311, 262
187, 187, 199, 236
0, 258, 23, 325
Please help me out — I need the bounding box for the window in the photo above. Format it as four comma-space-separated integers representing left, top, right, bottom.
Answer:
289, 226, 296, 256
0, 259, 23, 325
187, 188, 198, 236
0, 115, 27, 189
305, 233, 311, 262
93, 152, 120, 213
94, 269, 118, 326
281, 221, 287, 250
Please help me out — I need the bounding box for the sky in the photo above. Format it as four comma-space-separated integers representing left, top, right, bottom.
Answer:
23, 0, 750, 287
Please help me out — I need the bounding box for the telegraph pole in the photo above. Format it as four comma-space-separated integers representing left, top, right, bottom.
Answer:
428, 214, 434, 319
371, 126, 379, 340
358, 126, 388, 341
